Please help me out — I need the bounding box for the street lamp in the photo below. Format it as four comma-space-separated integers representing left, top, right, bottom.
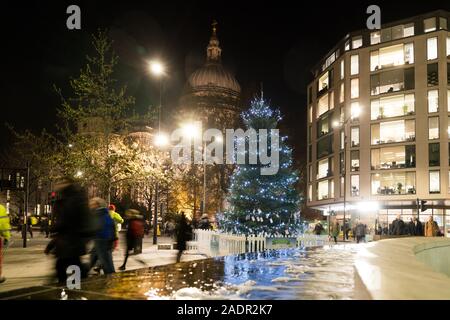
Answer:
149, 60, 166, 245
333, 104, 361, 241
181, 121, 208, 219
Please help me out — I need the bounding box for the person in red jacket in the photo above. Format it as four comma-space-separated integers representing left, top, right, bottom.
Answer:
119, 209, 144, 271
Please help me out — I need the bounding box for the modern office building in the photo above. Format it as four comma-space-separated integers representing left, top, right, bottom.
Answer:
306, 10, 450, 236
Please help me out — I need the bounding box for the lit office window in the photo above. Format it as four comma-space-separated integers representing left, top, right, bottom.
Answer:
317, 158, 332, 179
427, 37, 438, 60
309, 106, 313, 123
352, 36, 363, 49
448, 171, 450, 193
340, 176, 345, 197
350, 175, 359, 197
351, 127, 360, 147
371, 172, 416, 195
351, 150, 360, 172
371, 145, 416, 170
340, 130, 345, 150
429, 143, 440, 166
429, 117, 439, 140
448, 90, 450, 111
351, 78, 359, 98
350, 102, 360, 121
340, 60, 344, 79
428, 90, 439, 113
308, 165, 312, 182
318, 72, 329, 92
371, 119, 415, 145
370, 94, 415, 120
317, 180, 330, 200
424, 17, 437, 33
447, 37, 450, 56
448, 116, 450, 138
403, 23, 415, 37
369, 43, 414, 71
350, 55, 359, 75
345, 40, 350, 51
308, 184, 312, 202
317, 93, 329, 118
339, 82, 345, 103
370, 31, 381, 45
429, 171, 440, 194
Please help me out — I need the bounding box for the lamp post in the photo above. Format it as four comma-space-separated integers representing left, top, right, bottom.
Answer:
333, 105, 361, 241
182, 122, 210, 219
149, 60, 165, 245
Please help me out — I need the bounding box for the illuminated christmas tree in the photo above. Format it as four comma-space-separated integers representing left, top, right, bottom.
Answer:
218, 98, 301, 236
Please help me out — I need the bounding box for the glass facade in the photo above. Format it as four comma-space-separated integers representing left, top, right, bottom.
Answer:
371, 172, 416, 195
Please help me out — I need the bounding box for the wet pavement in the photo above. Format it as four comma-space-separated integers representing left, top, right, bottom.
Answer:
0, 245, 359, 300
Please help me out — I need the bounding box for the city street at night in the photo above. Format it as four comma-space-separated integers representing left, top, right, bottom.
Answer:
1, 1, 450, 315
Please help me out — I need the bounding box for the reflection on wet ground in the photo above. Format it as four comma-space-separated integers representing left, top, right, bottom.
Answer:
0, 245, 359, 300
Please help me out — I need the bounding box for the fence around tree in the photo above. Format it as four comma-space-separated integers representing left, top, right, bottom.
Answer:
187, 229, 330, 257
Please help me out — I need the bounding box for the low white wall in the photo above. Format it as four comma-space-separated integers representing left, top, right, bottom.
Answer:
354, 237, 450, 299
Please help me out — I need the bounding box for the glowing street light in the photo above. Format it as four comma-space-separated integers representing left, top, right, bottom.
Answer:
181, 122, 201, 138
149, 60, 165, 77
154, 132, 169, 147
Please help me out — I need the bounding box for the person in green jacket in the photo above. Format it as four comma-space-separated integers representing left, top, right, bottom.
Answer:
0, 204, 11, 283
108, 204, 124, 250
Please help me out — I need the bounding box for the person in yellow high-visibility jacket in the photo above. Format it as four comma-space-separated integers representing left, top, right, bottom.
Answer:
108, 205, 124, 250
0, 204, 11, 283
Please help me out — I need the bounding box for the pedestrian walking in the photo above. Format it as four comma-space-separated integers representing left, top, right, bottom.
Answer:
424, 216, 439, 237
355, 222, 367, 243
175, 212, 192, 263
391, 215, 405, 235
313, 221, 324, 235
26, 215, 33, 239
119, 209, 145, 271
41, 217, 50, 238
88, 198, 116, 275
108, 204, 124, 251
0, 204, 11, 284
330, 219, 340, 244
45, 178, 94, 284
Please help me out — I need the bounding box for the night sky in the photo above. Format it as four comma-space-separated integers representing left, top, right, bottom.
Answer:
1, 0, 449, 168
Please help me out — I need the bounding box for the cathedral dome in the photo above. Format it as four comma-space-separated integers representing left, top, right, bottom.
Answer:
188, 63, 241, 93
185, 21, 240, 95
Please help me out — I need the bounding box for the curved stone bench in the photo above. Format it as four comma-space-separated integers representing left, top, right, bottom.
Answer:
354, 237, 450, 299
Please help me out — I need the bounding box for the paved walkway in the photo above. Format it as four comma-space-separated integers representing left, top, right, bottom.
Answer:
0, 231, 206, 293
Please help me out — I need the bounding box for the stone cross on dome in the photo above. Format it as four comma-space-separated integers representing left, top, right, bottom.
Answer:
206, 20, 222, 63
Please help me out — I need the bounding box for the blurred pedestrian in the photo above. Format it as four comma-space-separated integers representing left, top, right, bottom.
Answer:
175, 212, 192, 263
45, 178, 94, 284
41, 217, 50, 238
26, 215, 33, 239
0, 204, 11, 284
313, 221, 324, 235
108, 204, 124, 251
88, 198, 115, 275
391, 215, 405, 235
355, 222, 367, 243
330, 219, 340, 244
424, 216, 439, 237
119, 209, 144, 271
